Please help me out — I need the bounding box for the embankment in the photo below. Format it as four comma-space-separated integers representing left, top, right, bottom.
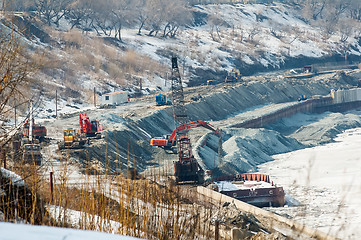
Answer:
85, 69, 361, 173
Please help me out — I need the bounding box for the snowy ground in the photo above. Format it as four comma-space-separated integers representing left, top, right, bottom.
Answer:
0, 222, 140, 240
258, 127, 361, 239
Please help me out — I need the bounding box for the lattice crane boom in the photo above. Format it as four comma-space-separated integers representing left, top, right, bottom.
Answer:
170, 57, 203, 183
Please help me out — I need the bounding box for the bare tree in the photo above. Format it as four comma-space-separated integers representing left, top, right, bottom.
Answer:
146, 0, 165, 36
110, 0, 136, 42
349, 0, 361, 20
67, 0, 92, 30
0, 22, 32, 146
208, 14, 227, 41
34, 0, 74, 26
86, 0, 113, 36
302, 0, 327, 20
161, 0, 192, 38
134, 0, 149, 35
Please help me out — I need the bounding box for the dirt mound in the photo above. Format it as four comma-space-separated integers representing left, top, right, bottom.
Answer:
212, 202, 288, 240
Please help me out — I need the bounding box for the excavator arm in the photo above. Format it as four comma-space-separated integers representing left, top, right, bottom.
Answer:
150, 120, 221, 148
79, 113, 103, 138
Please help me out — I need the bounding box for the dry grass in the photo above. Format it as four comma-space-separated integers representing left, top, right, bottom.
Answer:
0, 150, 222, 239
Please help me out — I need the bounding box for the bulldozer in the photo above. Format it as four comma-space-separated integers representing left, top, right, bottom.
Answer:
225, 68, 241, 82
58, 128, 88, 150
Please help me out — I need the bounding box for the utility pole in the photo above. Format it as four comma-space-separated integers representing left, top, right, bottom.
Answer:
14, 100, 16, 127
55, 89, 58, 118
29, 100, 33, 143
50, 172, 54, 202
94, 87, 96, 108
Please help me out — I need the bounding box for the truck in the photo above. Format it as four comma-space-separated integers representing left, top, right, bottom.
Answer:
22, 143, 42, 165
155, 94, 172, 106
22, 119, 47, 142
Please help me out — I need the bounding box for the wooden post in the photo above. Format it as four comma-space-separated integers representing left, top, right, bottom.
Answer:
215, 220, 219, 240
50, 172, 54, 202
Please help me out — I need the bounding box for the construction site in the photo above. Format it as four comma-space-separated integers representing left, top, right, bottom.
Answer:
3, 53, 361, 239
4, 1, 361, 237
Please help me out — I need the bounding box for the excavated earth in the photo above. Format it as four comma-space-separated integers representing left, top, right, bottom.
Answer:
42, 68, 361, 177
37, 67, 361, 239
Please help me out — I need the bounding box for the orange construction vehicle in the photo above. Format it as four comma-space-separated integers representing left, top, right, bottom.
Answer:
23, 119, 47, 142
150, 120, 221, 149
79, 113, 103, 139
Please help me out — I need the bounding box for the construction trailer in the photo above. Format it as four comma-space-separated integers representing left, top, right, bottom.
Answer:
101, 91, 128, 106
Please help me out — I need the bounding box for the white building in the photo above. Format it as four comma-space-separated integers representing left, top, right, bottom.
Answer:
101, 91, 128, 106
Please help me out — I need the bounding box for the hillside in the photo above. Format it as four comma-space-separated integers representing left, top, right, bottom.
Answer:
2, 2, 361, 115
3, 2, 361, 239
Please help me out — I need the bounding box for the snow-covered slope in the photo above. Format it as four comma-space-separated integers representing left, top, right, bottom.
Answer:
6, 2, 361, 111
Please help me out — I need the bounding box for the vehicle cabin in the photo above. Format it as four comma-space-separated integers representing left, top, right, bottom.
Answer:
101, 91, 128, 106
303, 65, 313, 73
207, 80, 216, 85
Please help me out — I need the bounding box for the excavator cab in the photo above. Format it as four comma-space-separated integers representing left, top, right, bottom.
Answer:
90, 121, 98, 132
79, 113, 102, 139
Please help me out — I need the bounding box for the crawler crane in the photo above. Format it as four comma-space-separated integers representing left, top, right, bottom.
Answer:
169, 57, 205, 183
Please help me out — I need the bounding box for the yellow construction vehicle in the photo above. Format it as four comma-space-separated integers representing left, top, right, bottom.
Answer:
58, 128, 88, 150
225, 68, 241, 82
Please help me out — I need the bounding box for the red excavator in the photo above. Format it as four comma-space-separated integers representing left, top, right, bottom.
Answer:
150, 120, 221, 149
79, 113, 103, 139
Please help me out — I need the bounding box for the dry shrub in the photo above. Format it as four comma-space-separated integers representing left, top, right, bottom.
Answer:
71, 49, 96, 71
106, 62, 125, 81
123, 50, 138, 70
63, 29, 86, 48
31, 49, 63, 71
0, 141, 225, 239
102, 45, 118, 61
83, 89, 97, 105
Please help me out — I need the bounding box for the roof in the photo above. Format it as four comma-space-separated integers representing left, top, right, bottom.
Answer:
103, 91, 128, 96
